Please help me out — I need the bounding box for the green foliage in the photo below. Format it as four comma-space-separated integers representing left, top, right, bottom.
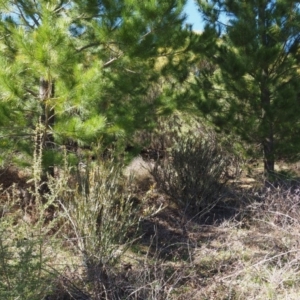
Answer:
0, 0, 190, 168
0, 227, 51, 300
195, 0, 300, 174
0, 155, 64, 299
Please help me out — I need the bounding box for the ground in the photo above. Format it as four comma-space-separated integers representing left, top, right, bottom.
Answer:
1, 159, 300, 299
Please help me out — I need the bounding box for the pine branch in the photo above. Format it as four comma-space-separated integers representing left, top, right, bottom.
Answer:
103, 57, 120, 68
25, 88, 38, 98
124, 68, 138, 74
76, 42, 101, 52
14, 0, 40, 27
14, 1, 35, 29
53, 0, 70, 13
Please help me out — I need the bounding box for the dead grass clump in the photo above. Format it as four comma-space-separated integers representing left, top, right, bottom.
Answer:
248, 180, 300, 226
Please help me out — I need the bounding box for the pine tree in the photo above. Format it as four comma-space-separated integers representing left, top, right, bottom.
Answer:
195, 0, 300, 175
0, 0, 189, 170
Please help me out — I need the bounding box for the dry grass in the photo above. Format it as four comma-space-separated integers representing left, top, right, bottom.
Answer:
1, 149, 300, 299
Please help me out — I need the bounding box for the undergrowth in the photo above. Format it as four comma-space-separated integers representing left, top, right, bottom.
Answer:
1, 120, 300, 299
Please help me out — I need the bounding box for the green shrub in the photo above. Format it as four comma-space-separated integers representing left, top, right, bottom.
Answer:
0, 167, 61, 300
151, 134, 232, 213
57, 159, 142, 298
0, 225, 53, 300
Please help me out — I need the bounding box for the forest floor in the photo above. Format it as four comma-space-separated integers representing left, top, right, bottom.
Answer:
1, 159, 300, 299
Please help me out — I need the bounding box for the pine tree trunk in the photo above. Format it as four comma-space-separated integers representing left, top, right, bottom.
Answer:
261, 77, 275, 176
263, 135, 274, 175
259, 5, 275, 176
39, 78, 55, 177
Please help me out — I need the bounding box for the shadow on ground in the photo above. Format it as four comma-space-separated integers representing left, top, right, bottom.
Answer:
136, 184, 247, 261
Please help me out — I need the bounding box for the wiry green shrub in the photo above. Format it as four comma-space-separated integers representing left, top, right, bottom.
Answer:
0, 216, 58, 300
151, 135, 232, 213
0, 135, 63, 300
58, 159, 142, 299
